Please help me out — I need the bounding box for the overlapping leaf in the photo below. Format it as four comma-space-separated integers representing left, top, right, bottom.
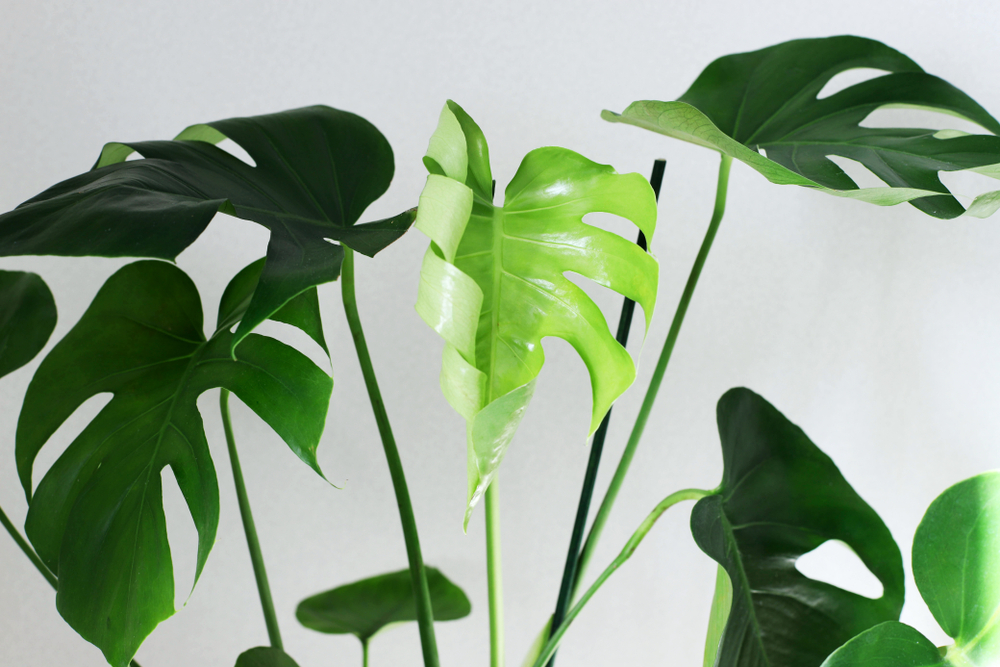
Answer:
414, 100, 658, 525
234, 647, 302, 667
17, 260, 331, 667
822, 471, 1000, 667
0, 106, 414, 351
604, 35, 1000, 218
296, 566, 471, 643
691, 388, 904, 667
0, 270, 56, 379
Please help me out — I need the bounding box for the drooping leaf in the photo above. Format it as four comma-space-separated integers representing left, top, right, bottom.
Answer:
234, 647, 302, 667
0, 106, 415, 351
415, 100, 658, 526
690, 388, 904, 667
17, 260, 332, 667
296, 566, 471, 642
822, 471, 1000, 667
0, 270, 56, 379
603, 35, 1000, 219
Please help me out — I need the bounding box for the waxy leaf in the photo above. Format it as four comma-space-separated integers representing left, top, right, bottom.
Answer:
234, 647, 302, 667
415, 100, 658, 525
0, 106, 415, 351
692, 388, 904, 667
296, 566, 471, 642
604, 36, 1000, 219
822, 471, 1000, 667
0, 270, 56, 379
17, 260, 332, 667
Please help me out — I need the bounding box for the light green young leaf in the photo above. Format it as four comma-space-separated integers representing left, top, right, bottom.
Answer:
603, 36, 1000, 219
415, 100, 658, 527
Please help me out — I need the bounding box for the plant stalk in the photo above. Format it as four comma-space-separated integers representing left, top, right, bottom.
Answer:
530, 488, 711, 667
362, 638, 370, 667
544, 159, 665, 667
573, 153, 732, 599
220, 388, 283, 649
341, 246, 440, 667
485, 479, 505, 667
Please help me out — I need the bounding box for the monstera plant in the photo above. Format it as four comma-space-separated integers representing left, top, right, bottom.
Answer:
1, 34, 999, 667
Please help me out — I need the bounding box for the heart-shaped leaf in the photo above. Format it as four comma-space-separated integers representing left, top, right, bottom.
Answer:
822, 471, 1000, 667
0, 106, 415, 351
17, 260, 332, 667
691, 388, 904, 667
234, 647, 302, 667
296, 566, 471, 643
604, 35, 1000, 219
415, 100, 658, 525
0, 270, 56, 379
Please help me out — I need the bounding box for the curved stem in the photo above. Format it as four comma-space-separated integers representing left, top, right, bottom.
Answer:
545, 159, 665, 667
0, 504, 57, 588
530, 488, 711, 667
341, 247, 440, 667
573, 153, 732, 598
221, 389, 283, 649
485, 479, 504, 667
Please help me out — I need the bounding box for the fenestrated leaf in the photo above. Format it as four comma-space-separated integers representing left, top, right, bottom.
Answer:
296, 566, 471, 642
691, 388, 904, 667
415, 100, 658, 526
0, 270, 56, 379
603, 35, 1000, 219
822, 471, 1000, 667
0, 106, 415, 351
234, 647, 302, 667
17, 260, 332, 667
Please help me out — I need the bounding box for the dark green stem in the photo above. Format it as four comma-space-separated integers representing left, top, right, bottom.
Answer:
220, 389, 283, 649
545, 159, 665, 666
341, 247, 440, 667
573, 153, 732, 599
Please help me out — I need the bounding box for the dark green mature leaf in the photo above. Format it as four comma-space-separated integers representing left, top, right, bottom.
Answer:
0, 106, 415, 351
0, 270, 56, 379
17, 260, 331, 667
234, 647, 302, 667
296, 566, 471, 642
604, 36, 1000, 218
691, 388, 904, 667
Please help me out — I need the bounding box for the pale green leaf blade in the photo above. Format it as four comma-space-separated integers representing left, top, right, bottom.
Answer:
820, 622, 945, 667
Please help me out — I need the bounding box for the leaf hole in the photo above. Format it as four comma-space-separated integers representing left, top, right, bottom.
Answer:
860, 106, 993, 134
939, 167, 1000, 203
125, 151, 143, 161
30, 392, 113, 492
816, 68, 893, 100
824, 155, 887, 189
795, 539, 883, 599
249, 318, 331, 374
215, 138, 257, 168
161, 464, 199, 608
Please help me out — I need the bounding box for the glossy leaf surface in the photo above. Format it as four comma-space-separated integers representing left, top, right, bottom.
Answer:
415, 100, 658, 525
691, 388, 904, 667
296, 566, 471, 642
604, 36, 1000, 218
0, 106, 414, 350
18, 260, 331, 667
824, 471, 1000, 666
0, 270, 56, 379
234, 647, 302, 667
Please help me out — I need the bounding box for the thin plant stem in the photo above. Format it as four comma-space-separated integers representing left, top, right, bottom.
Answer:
530, 488, 712, 667
544, 159, 665, 667
485, 479, 505, 667
220, 388, 282, 649
1, 504, 144, 667
573, 153, 732, 599
362, 638, 370, 667
341, 247, 440, 667
0, 504, 57, 588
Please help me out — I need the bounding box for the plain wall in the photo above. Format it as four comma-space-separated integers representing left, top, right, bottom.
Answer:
1, 1, 999, 665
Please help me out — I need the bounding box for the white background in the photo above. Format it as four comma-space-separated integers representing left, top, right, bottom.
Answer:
2, 1, 999, 665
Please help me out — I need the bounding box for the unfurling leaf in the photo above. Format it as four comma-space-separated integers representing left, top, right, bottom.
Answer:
17, 260, 331, 667
296, 566, 471, 642
0, 270, 56, 379
692, 388, 904, 667
604, 35, 1000, 218
0, 106, 415, 352
415, 100, 658, 526
822, 471, 1000, 667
